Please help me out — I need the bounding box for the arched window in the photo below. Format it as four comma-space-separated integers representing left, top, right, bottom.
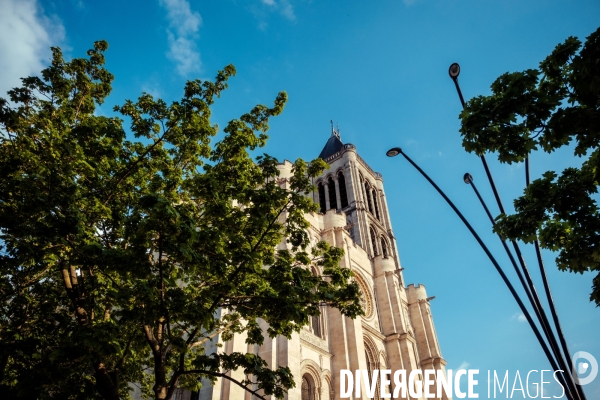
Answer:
327, 176, 337, 210
365, 182, 374, 214
381, 238, 388, 258
301, 376, 311, 400
364, 341, 380, 400
359, 173, 366, 201
365, 350, 374, 382
372, 189, 381, 220
354, 273, 373, 318
310, 267, 322, 338
318, 182, 326, 213
302, 375, 315, 400
324, 379, 334, 400
338, 171, 349, 208
311, 314, 322, 338
370, 228, 378, 256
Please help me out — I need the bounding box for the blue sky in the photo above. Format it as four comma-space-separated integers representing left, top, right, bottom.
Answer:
1, 0, 599, 397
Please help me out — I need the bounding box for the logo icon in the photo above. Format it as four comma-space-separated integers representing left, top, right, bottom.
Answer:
571, 351, 597, 385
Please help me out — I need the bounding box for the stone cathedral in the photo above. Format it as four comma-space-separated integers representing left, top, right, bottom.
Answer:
192, 129, 450, 400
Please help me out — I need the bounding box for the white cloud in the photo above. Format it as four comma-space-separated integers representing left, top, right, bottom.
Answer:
257, 0, 296, 22
0, 0, 65, 98
160, 0, 201, 36
166, 32, 201, 77
279, 0, 296, 20
141, 82, 162, 99
159, 0, 202, 76
258, 20, 268, 31
512, 312, 527, 322
458, 361, 470, 370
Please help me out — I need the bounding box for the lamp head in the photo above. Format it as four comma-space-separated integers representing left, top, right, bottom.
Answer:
449, 63, 460, 79
463, 172, 473, 184
386, 147, 402, 157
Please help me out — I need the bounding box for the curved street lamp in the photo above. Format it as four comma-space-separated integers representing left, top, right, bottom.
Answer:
385, 147, 581, 400
447, 63, 584, 400
384, 62, 589, 400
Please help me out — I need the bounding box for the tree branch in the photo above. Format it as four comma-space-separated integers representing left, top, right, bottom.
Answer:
177, 370, 269, 400
189, 315, 243, 349
142, 325, 160, 353
103, 128, 169, 205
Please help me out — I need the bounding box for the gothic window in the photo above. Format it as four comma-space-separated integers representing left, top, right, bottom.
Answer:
311, 314, 322, 338
372, 189, 381, 220
318, 182, 326, 213
359, 174, 366, 201
327, 176, 337, 210
381, 238, 388, 258
348, 216, 356, 242
370, 228, 378, 256
338, 171, 349, 208
302, 375, 315, 400
364, 342, 380, 400
324, 379, 334, 400
310, 267, 322, 338
359, 294, 368, 314
365, 350, 373, 379
301, 377, 311, 400
365, 182, 374, 214
354, 273, 373, 318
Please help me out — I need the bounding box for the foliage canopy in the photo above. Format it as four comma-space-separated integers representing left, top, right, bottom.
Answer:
0, 41, 362, 399
459, 27, 600, 305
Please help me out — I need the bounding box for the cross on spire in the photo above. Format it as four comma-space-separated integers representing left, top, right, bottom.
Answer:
330, 120, 341, 139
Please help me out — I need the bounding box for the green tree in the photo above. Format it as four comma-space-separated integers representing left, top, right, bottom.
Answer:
459, 27, 600, 305
0, 41, 362, 400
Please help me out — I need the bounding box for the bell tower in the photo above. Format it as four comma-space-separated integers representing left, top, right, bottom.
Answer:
192, 127, 451, 400
310, 127, 451, 400
315, 126, 397, 266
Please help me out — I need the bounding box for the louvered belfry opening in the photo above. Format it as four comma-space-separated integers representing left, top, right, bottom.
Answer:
338, 171, 349, 208
327, 176, 337, 210
318, 182, 326, 213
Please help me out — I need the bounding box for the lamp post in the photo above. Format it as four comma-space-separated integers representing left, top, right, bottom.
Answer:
385, 147, 578, 400
447, 63, 584, 400
384, 62, 589, 400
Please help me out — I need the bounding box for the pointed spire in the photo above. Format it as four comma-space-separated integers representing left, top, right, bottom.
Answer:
319, 120, 344, 159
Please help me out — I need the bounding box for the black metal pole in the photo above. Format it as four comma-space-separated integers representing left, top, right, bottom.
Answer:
387, 148, 575, 400
525, 157, 530, 187
452, 79, 466, 109
449, 64, 510, 216
464, 173, 542, 329
449, 65, 584, 400
526, 158, 583, 399
464, 173, 582, 396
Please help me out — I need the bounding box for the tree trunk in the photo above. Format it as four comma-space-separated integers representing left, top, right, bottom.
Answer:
153, 354, 169, 400
95, 361, 120, 400
0, 351, 8, 383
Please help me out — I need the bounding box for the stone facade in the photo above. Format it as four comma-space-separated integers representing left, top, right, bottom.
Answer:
194, 131, 451, 400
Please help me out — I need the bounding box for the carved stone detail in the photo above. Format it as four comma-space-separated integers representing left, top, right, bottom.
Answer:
353, 272, 374, 318
300, 330, 329, 352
